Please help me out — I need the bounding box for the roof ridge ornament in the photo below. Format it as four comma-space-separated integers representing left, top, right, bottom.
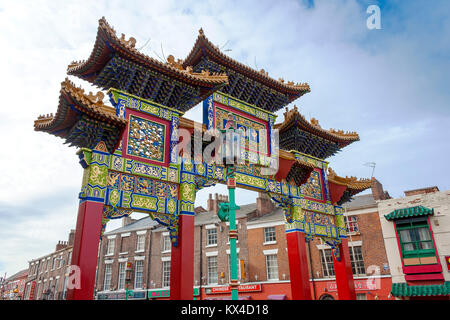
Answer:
87, 91, 105, 104
310, 117, 321, 128
166, 54, 184, 70
119, 33, 136, 48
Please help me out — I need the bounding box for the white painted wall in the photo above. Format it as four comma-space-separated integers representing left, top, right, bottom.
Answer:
377, 190, 450, 282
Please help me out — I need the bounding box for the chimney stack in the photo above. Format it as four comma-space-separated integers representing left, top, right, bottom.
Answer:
68, 229, 76, 246
55, 240, 68, 251
122, 216, 136, 227
255, 192, 275, 217
371, 178, 391, 200
207, 193, 228, 214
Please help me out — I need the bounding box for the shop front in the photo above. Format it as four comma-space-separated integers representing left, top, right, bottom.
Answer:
201, 282, 292, 300
148, 288, 200, 300
311, 277, 394, 300
97, 290, 147, 300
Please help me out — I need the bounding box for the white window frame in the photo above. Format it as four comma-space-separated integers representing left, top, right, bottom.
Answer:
162, 260, 171, 288
207, 256, 218, 285
53, 278, 59, 300
162, 234, 171, 253
320, 248, 335, 278
206, 227, 218, 247
265, 254, 279, 281
349, 245, 366, 276
136, 234, 146, 252
106, 238, 115, 256
263, 226, 277, 244
134, 260, 144, 289
345, 215, 359, 234
118, 262, 126, 290
103, 263, 113, 291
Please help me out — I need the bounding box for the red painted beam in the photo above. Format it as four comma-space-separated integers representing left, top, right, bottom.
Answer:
286, 231, 312, 300
276, 157, 295, 182
170, 214, 195, 300
328, 181, 348, 205
332, 238, 356, 300
66, 200, 104, 300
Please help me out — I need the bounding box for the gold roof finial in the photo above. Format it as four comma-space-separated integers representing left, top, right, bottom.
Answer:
167, 55, 184, 70
119, 33, 136, 48
87, 91, 105, 104
310, 117, 320, 127
199, 28, 204, 36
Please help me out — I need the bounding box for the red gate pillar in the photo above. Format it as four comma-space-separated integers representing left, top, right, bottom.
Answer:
170, 213, 195, 300
286, 231, 312, 300
332, 238, 356, 300
66, 200, 104, 300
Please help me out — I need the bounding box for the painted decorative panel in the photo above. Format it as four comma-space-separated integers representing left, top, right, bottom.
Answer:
127, 115, 166, 163
299, 170, 323, 200
215, 105, 268, 155
107, 170, 178, 199
204, 91, 277, 166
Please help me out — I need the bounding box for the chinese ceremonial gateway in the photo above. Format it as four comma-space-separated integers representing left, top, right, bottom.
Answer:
34, 18, 372, 300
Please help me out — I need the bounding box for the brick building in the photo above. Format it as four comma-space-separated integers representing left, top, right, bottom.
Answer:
306, 179, 394, 300
95, 183, 395, 300
1, 269, 28, 300
96, 217, 159, 300
23, 230, 75, 300
378, 186, 450, 300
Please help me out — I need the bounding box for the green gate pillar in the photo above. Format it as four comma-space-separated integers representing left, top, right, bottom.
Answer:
227, 165, 240, 300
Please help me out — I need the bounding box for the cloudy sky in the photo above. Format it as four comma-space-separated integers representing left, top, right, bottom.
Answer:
0, 0, 449, 277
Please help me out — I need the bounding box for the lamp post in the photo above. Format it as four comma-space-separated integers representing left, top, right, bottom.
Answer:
217, 114, 241, 300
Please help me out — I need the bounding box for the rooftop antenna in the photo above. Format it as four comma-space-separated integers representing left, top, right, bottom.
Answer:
220, 40, 232, 52
152, 50, 164, 62
160, 43, 167, 62
363, 162, 376, 178
137, 37, 151, 51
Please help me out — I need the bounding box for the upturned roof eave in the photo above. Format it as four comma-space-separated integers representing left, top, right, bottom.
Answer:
67, 18, 228, 89
182, 30, 310, 97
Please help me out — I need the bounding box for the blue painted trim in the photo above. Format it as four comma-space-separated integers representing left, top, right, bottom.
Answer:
285, 228, 305, 233
79, 197, 105, 204
179, 211, 195, 216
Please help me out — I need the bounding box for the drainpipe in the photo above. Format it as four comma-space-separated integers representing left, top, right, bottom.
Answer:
146, 225, 154, 300
199, 224, 203, 300
307, 239, 317, 300
94, 237, 102, 299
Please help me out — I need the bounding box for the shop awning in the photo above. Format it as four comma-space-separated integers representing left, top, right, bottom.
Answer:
384, 206, 434, 221
267, 294, 287, 300
204, 296, 251, 300
391, 282, 450, 297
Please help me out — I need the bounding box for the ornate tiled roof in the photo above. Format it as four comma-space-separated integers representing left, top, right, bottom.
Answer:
276, 106, 359, 145
327, 167, 372, 191
327, 167, 372, 205
34, 78, 126, 153
182, 28, 310, 112
67, 17, 228, 112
